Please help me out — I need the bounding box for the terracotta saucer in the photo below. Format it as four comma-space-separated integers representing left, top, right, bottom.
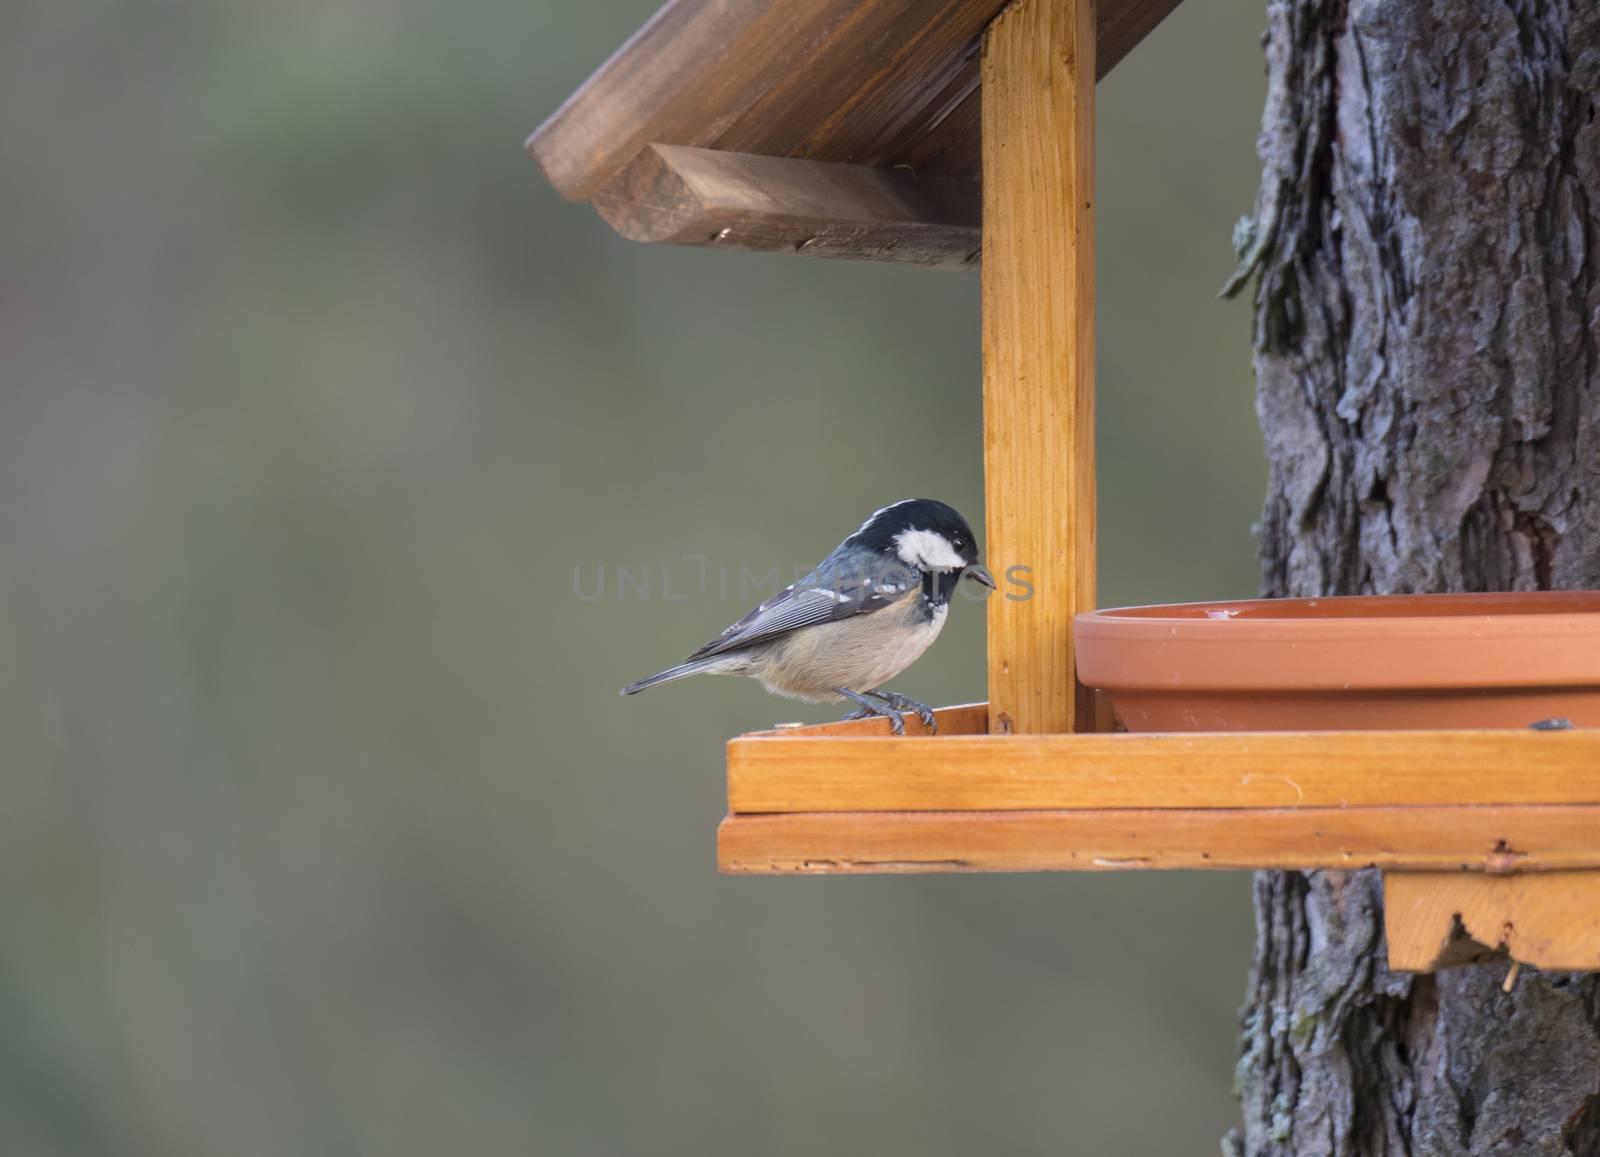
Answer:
1073, 591, 1600, 731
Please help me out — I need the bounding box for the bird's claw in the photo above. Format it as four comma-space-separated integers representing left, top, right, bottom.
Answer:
837, 689, 907, 735
838, 689, 936, 735
871, 690, 938, 734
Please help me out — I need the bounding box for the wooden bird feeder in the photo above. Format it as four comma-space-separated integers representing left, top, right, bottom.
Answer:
529, 0, 1600, 973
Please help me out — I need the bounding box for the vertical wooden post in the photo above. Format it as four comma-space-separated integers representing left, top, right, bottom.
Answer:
981, 0, 1097, 735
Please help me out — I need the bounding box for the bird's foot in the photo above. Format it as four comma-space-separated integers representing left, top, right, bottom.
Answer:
867, 689, 938, 734
835, 688, 906, 736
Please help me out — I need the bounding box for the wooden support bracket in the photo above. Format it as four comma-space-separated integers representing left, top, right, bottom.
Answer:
593, 145, 981, 269
1384, 870, 1600, 972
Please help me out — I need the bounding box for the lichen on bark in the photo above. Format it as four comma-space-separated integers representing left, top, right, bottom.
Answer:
1224, 0, 1600, 1152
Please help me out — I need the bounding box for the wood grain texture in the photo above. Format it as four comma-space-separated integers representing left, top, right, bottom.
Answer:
708, 0, 996, 171
529, 0, 1001, 200
1384, 870, 1600, 971
725, 728, 1600, 812
980, 0, 1097, 735
895, 83, 982, 176
592, 145, 981, 269
528, 0, 1186, 202
718, 807, 1600, 874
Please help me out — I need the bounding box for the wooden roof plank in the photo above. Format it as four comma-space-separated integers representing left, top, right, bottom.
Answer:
529, 0, 1188, 203
717, 806, 1600, 874
895, 83, 982, 175
809, 42, 981, 172
593, 145, 981, 269
530, 0, 878, 201
708, 0, 1005, 173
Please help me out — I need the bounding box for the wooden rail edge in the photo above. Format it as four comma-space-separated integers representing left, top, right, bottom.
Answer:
727, 724, 1600, 813
717, 807, 1600, 875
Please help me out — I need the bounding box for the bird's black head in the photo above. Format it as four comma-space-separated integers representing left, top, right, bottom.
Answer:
847, 499, 994, 588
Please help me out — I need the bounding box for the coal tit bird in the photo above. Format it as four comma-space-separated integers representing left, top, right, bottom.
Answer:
621, 499, 995, 734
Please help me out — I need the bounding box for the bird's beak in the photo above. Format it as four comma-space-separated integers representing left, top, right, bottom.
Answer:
964, 563, 997, 590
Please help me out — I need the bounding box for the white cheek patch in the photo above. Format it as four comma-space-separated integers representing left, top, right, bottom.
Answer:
893, 528, 966, 570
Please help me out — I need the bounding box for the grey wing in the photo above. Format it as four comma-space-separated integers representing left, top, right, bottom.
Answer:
686, 556, 918, 662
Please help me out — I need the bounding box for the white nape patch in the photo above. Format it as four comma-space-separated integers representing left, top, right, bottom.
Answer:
894, 528, 966, 571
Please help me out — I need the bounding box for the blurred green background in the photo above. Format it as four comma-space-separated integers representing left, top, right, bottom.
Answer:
2, 1, 1270, 1153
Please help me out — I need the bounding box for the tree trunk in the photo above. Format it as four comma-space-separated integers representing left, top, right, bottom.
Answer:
1225, 0, 1600, 1153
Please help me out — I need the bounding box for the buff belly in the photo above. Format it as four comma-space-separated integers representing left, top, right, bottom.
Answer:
732, 592, 949, 702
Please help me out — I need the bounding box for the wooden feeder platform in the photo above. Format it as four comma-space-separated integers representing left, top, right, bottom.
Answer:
719, 706, 1600, 970
531, 0, 1600, 974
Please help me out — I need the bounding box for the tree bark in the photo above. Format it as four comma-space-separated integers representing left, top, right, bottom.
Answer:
1225, 0, 1600, 1153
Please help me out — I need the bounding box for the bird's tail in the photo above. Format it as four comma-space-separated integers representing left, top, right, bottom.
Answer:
619, 657, 720, 696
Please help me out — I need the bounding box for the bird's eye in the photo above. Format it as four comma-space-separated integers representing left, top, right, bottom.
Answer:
953, 537, 965, 550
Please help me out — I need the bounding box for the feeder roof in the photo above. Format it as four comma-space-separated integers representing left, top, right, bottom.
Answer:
526, 0, 1183, 269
